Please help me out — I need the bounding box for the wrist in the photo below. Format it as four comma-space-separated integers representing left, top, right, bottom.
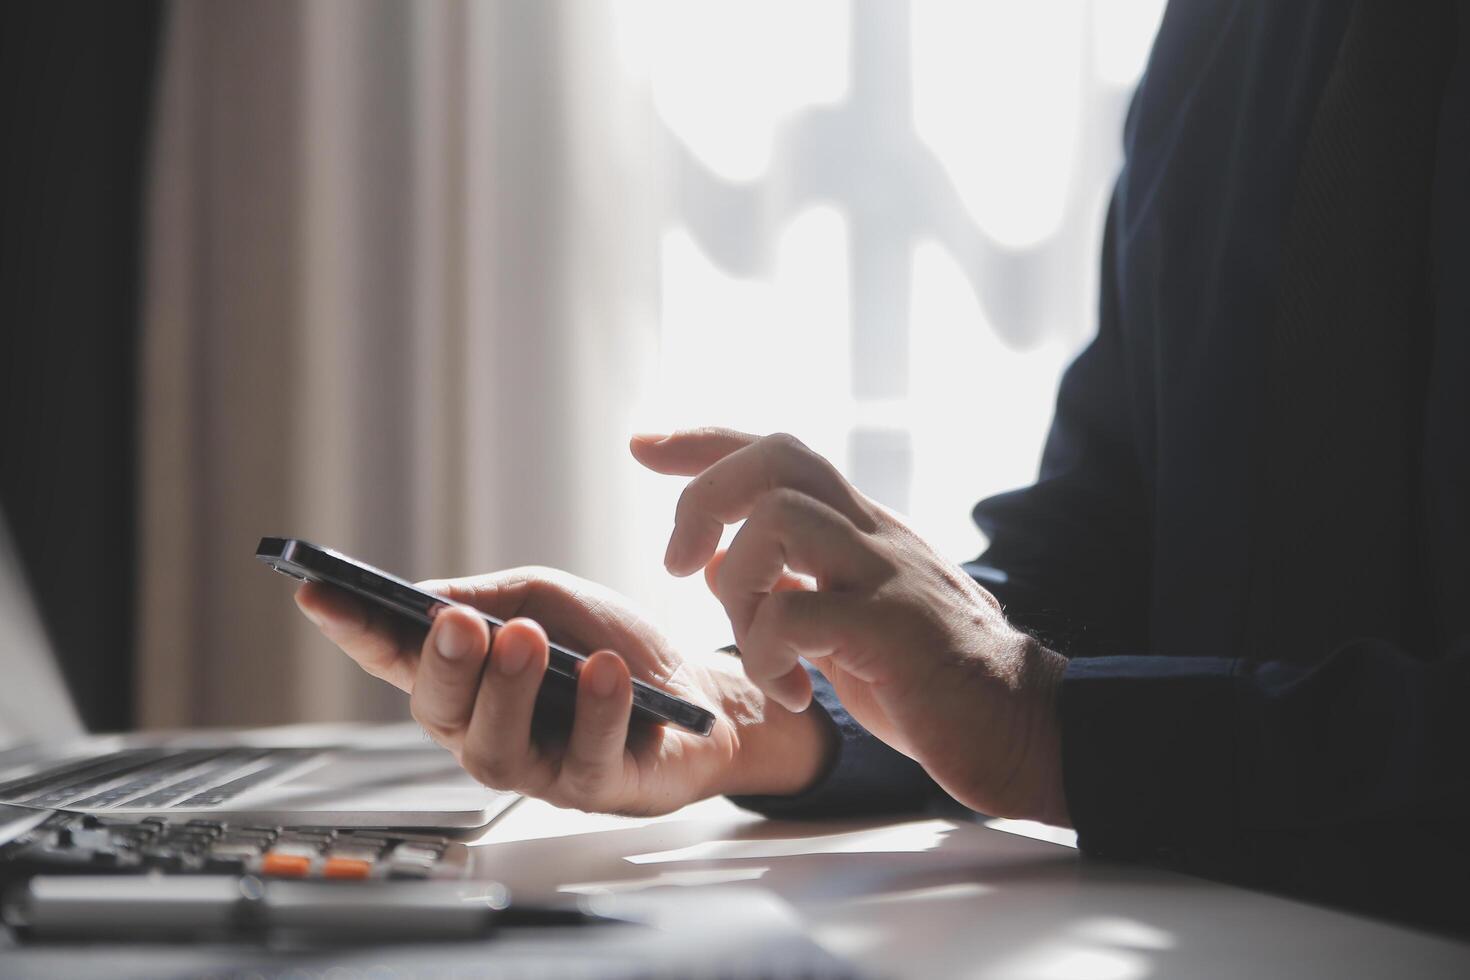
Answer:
707, 653, 838, 798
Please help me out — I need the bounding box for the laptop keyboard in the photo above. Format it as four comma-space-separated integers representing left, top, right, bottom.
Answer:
0, 748, 320, 810
0, 811, 463, 882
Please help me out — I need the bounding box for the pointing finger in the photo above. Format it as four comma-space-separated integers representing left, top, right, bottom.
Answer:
629, 427, 758, 475
664, 432, 874, 576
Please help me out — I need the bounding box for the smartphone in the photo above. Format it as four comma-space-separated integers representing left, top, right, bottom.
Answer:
256, 537, 715, 736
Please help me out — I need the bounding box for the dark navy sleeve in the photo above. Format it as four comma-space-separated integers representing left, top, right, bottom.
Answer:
1061, 639, 1470, 929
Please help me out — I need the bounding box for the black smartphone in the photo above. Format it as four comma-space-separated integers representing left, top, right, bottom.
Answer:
256, 537, 715, 736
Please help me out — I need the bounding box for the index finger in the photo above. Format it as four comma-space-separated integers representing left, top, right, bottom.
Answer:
629, 426, 757, 475
664, 432, 875, 576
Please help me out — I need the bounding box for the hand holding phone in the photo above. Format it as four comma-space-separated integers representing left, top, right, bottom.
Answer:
257, 538, 714, 735
266, 537, 838, 817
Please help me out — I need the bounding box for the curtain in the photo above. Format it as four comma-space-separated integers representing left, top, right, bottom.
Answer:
140, 0, 660, 726
139, 0, 1156, 728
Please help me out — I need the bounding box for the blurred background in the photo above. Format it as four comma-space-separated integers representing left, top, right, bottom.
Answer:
1, 0, 1165, 733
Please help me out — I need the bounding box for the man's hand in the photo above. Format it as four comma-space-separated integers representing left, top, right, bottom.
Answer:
632, 428, 1070, 825
295, 567, 836, 816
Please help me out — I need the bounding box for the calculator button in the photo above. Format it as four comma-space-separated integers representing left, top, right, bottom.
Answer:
322, 857, 372, 879
261, 852, 312, 877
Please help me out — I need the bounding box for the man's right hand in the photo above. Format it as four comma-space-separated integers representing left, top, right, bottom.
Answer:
295, 566, 835, 816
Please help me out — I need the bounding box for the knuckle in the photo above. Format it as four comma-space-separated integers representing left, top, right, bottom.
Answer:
520, 564, 560, 584
766, 590, 826, 642
764, 431, 806, 455
759, 486, 807, 521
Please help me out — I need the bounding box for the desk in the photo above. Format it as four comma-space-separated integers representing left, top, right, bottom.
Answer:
482, 797, 1470, 978
4, 795, 1469, 978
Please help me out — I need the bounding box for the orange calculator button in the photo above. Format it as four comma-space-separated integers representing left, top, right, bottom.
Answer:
322, 857, 372, 880
261, 852, 312, 877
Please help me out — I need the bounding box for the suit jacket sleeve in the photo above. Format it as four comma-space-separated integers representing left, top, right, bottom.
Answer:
1061, 637, 1470, 930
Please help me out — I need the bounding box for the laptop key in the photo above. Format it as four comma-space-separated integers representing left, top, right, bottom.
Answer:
138, 848, 187, 872
203, 855, 248, 874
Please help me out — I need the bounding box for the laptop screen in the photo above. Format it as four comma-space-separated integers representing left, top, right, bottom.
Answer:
0, 510, 84, 745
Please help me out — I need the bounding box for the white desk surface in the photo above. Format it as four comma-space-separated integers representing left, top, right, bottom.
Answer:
4, 793, 1469, 978
475, 795, 1470, 978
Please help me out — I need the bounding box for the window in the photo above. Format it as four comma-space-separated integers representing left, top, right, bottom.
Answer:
616, 0, 1165, 649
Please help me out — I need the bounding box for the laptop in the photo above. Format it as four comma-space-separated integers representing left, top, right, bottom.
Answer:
0, 514, 517, 830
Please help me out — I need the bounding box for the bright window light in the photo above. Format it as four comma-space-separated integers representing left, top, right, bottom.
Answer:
646, 207, 852, 457
912, 0, 1087, 250
611, 0, 1162, 653
615, 0, 849, 182
1091, 0, 1169, 86
907, 241, 1075, 557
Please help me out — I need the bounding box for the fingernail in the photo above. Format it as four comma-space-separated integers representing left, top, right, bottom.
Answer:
585, 658, 620, 696
588, 660, 619, 698
632, 432, 668, 445
496, 630, 532, 676
436, 615, 476, 661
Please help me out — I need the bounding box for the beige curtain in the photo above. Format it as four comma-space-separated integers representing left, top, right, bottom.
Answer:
139, 0, 661, 727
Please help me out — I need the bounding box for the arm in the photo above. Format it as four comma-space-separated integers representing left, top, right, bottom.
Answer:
1062, 638, 1470, 930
